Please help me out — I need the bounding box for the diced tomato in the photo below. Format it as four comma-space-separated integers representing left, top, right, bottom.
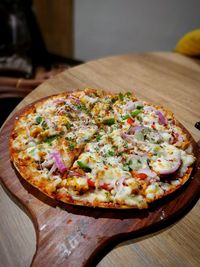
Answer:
87, 178, 95, 187
100, 183, 110, 190
131, 171, 147, 180
151, 122, 156, 129
136, 173, 147, 179
127, 117, 134, 125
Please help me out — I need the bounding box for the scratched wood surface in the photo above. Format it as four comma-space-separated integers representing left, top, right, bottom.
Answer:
0, 52, 200, 267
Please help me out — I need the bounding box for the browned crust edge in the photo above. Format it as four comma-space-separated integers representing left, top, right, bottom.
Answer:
9, 89, 196, 209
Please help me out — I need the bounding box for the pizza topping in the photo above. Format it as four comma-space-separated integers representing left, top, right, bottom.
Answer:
120, 132, 133, 142
145, 183, 164, 200
156, 110, 167, 125
102, 118, 115, 126
44, 134, 61, 145
10, 89, 196, 209
48, 163, 57, 176
125, 101, 143, 111
35, 116, 43, 124
130, 108, 143, 117
127, 117, 134, 125
77, 160, 91, 172
87, 178, 95, 188
152, 159, 182, 176
133, 172, 147, 180
51, 151, 67, 173
135, 167, 157, 179
67, 95, 81, 104
68, 170, 84, 177
179, 151, 195, 176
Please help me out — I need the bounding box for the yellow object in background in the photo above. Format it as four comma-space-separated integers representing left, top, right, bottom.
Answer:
175, 29, 200, 56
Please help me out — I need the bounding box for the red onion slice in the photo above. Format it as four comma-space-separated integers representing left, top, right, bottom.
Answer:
143, 106, 156, 113
51, 151, 67, 173
48, 163, 57, 176
129, 125, 145, 134
52, 98, 66, 105
152, 159, 182, 176
120, 132, 134, 142
68, 95, 81, 104
173, 132, 184, 145
156, 110, 168, 125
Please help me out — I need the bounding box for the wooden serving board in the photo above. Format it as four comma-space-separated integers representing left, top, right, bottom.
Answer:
0, 103, 200, 267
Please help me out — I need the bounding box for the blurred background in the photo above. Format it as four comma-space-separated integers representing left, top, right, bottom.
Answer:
75, 0, 200, 61
0, 0, 200, 125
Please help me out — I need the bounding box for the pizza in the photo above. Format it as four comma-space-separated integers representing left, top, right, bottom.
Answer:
10, 88, 196, 209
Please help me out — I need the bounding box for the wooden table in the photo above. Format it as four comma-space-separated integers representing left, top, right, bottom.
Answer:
1, 52, 200, 267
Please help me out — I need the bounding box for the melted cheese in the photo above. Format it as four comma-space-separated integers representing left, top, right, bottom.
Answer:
76, 125, 98, 143
11, 90, 196, 209
145, 183, 164, 200
179, 151, 195, 176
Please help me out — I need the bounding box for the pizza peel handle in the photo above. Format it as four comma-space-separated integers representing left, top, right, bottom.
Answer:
1, 109, 200, 267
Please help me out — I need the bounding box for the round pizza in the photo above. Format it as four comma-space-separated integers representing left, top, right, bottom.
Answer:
10, 88, 196, 209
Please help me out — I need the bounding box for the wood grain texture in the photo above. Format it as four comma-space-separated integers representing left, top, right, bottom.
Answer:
0, 52, 200, 267
33, 0, 73, 58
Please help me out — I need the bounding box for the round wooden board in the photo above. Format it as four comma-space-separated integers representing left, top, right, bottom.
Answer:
0, 92, 200, 267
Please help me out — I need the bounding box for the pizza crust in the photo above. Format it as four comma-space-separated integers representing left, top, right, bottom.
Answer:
10, 89, 196, 209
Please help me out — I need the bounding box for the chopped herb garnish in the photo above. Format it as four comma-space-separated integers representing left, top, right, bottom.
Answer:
65, 136, 75, 141
128, 159, 133, 165
125, 92, 132, 97
136, 105, 144, 109
108, 104, 113, 111
111, 96, 118, 103
29, 148, 36, 154
122, 114, 129, 120
125, 142, 129, 149
105, 191, 111, 200
41, 120, 48, 130
96, 134, 102, 142
76, 103, 89, 114
36, 116, 43, 124
107, 150, 114, 157
102, 118, 115, 126
122, 108, 143, 120
44, 134, 60, 145
131, 109, 143, 117
76, 104, 82, 110
119, 92, 124, 101
65, 122, 73, 129
68, 143, 75, 151
128, 158, 143, 170
77, 161, 91, 172
35, 116, 48, 129
123, 164, 130, 171
123, 159, 133, 171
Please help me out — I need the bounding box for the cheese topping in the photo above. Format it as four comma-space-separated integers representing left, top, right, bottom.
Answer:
10, 89, 196, 209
